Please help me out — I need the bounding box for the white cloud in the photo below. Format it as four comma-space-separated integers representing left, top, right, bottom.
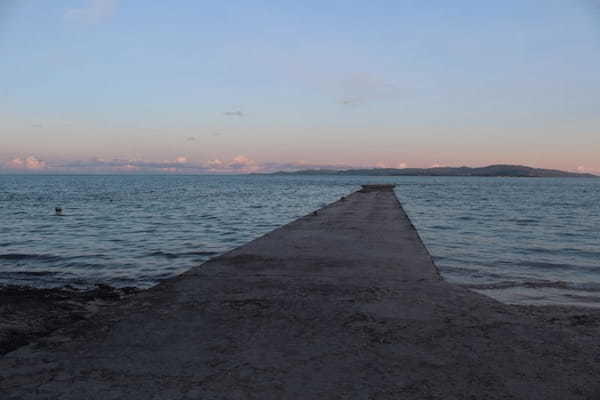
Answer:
0, 155, 356, 174
575, 166, 600, 175
207, 159, 224, 168
5, 156, 46, 170
65, 0, 119, 23
227, 155, 259, 172
28, 155, 264, 174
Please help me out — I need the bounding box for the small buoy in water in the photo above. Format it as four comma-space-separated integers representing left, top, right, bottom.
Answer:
55, 207, 64, 216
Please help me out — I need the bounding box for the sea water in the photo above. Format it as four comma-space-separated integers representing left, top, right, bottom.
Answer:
0, 174, 598, 307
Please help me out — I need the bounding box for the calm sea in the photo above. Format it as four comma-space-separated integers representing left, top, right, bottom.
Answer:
1, 175, 599, 307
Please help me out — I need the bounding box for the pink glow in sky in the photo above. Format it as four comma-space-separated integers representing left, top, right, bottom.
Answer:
1, 1, 599, 174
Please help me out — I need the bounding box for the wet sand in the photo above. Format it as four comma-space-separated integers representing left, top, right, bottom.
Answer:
0, 285, 139, 356
2, 185, 600, 399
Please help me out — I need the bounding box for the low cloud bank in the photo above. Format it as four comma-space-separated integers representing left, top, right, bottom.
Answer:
5, 155, 592, 175
5, 156, 47, 171
0, 155, 350, 174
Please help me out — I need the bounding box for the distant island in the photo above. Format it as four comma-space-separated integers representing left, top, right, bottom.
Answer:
270, 164, 596, 178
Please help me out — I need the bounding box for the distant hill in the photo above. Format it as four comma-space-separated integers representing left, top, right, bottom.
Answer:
270, 164, 596, 178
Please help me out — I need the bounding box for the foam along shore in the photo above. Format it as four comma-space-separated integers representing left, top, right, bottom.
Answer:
2, 184, 600, 399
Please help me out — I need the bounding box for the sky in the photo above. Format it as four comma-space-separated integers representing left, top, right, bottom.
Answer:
1, 0, 599, 174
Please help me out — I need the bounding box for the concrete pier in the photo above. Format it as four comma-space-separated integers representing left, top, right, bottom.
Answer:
2, 186, 600, 399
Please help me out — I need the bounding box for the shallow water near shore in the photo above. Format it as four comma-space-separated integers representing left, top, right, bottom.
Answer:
0, 174, 599, 307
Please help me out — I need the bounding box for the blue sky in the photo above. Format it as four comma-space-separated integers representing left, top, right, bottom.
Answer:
1, 0, 599, 173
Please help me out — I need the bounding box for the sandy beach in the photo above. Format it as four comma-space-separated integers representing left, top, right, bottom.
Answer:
2, 185, 600, 399
0, 285, 139, 356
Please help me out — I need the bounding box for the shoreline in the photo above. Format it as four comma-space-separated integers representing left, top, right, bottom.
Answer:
4, 282, 600, 357
0, 284, 139, 356
2, 185, 600, 398
4, 282, 600, 358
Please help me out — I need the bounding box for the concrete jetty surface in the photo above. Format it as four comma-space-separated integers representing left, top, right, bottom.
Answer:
2, 185, 600, 399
